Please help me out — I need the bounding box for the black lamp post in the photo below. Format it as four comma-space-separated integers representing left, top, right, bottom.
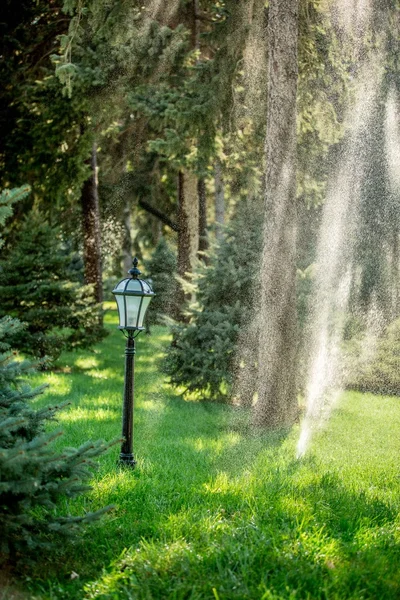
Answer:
112, 257, 155, 468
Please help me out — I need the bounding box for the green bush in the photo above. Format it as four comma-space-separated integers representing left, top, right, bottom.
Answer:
164, 196, 263, 403
0, 187, 112, 564
0, 186, 31, 247
0, 315, 113, 563
0, 212, 106, 362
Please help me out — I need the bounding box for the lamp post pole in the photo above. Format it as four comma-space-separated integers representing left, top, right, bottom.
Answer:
112, 257, 155, 470
120, 330, 136, 467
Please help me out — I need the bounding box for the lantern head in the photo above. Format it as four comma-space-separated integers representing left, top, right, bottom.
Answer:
112, 258, 155, 331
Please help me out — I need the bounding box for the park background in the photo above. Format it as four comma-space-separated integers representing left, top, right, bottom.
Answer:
1, 1, 400, 598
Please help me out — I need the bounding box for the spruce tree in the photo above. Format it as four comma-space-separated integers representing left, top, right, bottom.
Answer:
0, 316, 112, 561
164, 196, 263, 403
0, 188, 112, 563
0, 186, 31, 244
0, 212, 105, 362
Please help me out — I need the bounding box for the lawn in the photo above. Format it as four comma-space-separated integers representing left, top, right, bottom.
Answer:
17, 308, 400, 599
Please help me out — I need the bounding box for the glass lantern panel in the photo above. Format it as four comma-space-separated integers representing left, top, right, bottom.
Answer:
115, 279, 129, 292
115, 295, 126, 327
126, 295, 142, 328
137, 296, 151, 328
126, 279, 143, 293
141, 280, 153, 294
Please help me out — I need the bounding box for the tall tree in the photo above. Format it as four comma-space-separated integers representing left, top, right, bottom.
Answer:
0, 0, 107, 307
254, 0, 299, 427
198, 178, 208, 258
214, 161, 225, 242
176, 170, 199, 308
80, 143, 103, 307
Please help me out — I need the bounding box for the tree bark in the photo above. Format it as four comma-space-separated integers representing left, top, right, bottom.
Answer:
214, 161, 225, 242
177, 170, 199, 276
173, 0, 201, 317
198, 178, 208, 259
193, 0, 206, 260
254, 0, 299, 428
176, 170, 199, 312
392, 227, 400, 319
80, 143, 103, 314
122, 197, 132, 275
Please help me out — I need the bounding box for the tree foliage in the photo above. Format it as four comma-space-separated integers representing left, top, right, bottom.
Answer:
0, 187, 31, 247
0, 188, 112, 564
0, 316, 112, 561
345, 317, 400, 396
164, 195, 262, 402
0, 213, 105, 362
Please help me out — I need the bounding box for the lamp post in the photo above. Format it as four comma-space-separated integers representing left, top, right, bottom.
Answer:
112, 257, 155, 468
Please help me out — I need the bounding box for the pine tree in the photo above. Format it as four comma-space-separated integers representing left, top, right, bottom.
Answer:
0, 316, 112, 561
164, 196, 263, 402
0, 187, 31, 246
0, 188, 112, 564
0, 212, 106, 362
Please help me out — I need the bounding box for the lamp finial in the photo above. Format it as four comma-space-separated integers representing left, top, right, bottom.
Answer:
128, 257, 141, 279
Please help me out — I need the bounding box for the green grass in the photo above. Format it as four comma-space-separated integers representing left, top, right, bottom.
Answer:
21, 309, 400, 599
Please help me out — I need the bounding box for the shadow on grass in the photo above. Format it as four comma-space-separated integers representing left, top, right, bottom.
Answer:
26, 325, 293, 585
28, 403, 295, 598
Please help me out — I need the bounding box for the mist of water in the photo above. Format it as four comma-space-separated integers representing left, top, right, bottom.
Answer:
296, 0, 389, 456
298, 0, 400, 453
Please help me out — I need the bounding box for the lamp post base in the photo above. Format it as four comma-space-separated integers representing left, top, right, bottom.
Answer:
118, 452, 136, 468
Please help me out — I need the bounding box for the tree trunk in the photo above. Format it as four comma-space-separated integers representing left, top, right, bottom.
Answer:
176, 170, 199, 311
193, 1, 206, 260
214, 161, 225, 242
173, 1, 201, 316
198, 178, 208, 259
80, 143, 103, 313
254, 0, 299, 428
122, 197, 132, 276
193, 0, 200, 52
392, 227, 400, 319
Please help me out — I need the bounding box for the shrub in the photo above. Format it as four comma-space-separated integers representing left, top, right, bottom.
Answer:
0, 188, 112, 564
0, 315, 113, 564
0, 212, 106, 362
164, 196, 263, 403
163, 194, 318, 404
0, 186, 31, 246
